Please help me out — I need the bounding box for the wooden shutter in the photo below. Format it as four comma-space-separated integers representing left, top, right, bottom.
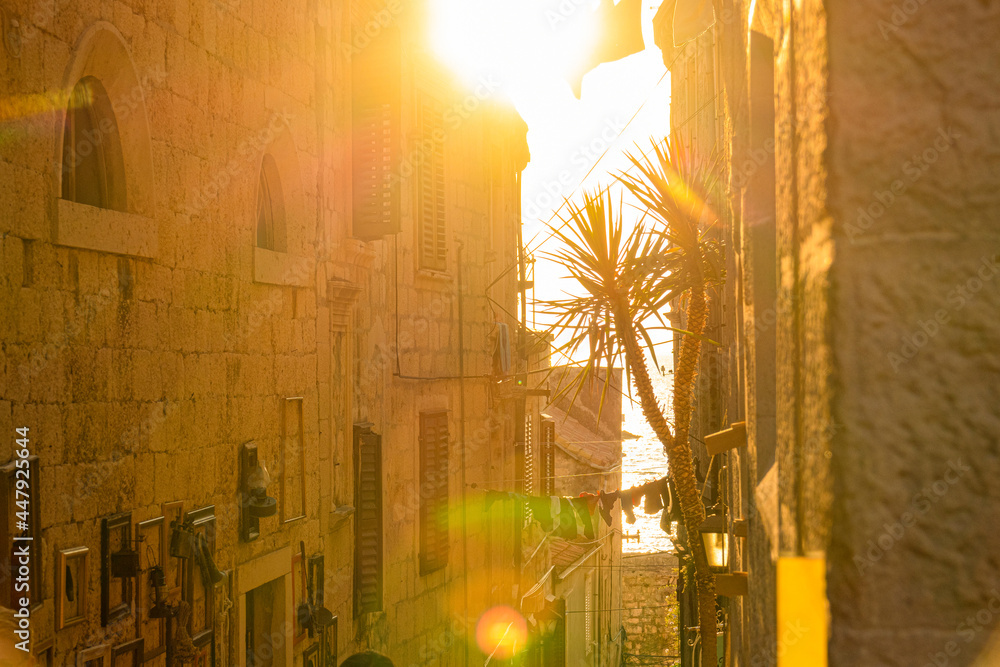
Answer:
523, 414, 535, 526
540, 417, 555, 496
544, 598, 567, 667
353, 424, 382, 615
416, 87, 446, 271
418, 411, 450, 574
584, 572, 594, 654
351, 24, 401, 240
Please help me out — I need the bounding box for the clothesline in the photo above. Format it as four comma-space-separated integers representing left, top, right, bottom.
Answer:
468, 465, 669, 487
482, 475, 682, 541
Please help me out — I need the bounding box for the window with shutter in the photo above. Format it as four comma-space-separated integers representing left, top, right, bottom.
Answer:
353, 424, 383, 615
351, 24, 401, 240
418, 411, 450, 575
416, 88, 446, 271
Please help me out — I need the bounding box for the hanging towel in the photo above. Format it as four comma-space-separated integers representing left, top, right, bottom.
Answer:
598, 490, 617, 527
579, 492, 600, 513
557, 498, 578, 539
571, 497, 596, 540
495, 323, 511, 375
643, 481, 664, 515
484, 491, 509, 512
619, 490, 637, 524
527, 496, 555, 532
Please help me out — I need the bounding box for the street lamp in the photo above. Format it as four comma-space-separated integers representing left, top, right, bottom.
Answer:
698, 504, 729, 573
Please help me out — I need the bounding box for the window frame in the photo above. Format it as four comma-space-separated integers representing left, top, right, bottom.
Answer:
61, 75, 127, 212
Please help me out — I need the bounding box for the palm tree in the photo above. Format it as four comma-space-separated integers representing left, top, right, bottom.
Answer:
542, 135, 724, 665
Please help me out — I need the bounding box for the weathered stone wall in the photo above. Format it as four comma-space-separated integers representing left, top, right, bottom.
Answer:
621, 552, 679, 663
825, 0, 1000, 664
0, 1, 529, 665
662, 0, 1000, 663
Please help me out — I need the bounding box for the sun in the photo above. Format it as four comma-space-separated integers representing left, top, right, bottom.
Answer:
428, 0, 599, 97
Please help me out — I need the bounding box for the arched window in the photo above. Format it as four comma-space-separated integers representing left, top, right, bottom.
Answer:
61, 76, 126, 211
256, 154, 286, 252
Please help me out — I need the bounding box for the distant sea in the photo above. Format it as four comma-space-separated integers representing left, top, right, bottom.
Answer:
621, 364, 675, 554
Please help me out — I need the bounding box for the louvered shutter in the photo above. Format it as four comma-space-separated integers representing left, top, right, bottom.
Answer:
354, 424, 382, 615
523, 414, 535, 526
584, 572, 594, 654
419, 411, 450, 574
544, 598, 567, 667
351, 23, 401, 240
540, 417, 555, 496
416, 89, 446, 270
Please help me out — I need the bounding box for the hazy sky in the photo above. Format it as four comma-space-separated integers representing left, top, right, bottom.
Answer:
430, 0, 671, 330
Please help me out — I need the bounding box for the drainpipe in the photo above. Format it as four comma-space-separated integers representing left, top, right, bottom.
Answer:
457, 240, 470, 667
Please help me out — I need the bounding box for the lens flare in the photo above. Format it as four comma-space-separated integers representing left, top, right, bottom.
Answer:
475, 605, 528, 660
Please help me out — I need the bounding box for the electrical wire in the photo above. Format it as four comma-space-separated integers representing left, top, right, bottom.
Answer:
468, 464, 671, 487
564, 604, 674, 614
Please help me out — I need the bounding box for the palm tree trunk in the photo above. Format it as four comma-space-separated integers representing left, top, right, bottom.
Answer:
670, 285, 718, 666
615, 287, 718, 666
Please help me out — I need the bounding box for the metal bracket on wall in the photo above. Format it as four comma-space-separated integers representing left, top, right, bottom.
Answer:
704, 422, 747, 456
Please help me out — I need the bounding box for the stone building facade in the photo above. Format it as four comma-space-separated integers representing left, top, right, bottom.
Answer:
621, 552, 678, 663
0, 1, 545, 666
654, 0, 1000, 664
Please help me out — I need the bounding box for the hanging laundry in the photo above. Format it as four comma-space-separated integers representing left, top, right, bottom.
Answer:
643, 481, 663, 514
571, 497, 596, 540
484, 491, 511, 512
578, 492, 600, 513
494, 322, 511, 375
598, 490, 617, 527
557, 498, 578, 539
526, 496, 555, 532
619, 490, 637, 524
658, 477, 680, 533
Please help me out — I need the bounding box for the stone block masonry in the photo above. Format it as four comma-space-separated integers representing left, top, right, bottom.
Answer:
621, 552, 679, 664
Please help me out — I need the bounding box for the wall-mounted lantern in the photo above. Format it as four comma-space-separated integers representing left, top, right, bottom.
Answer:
698, 504, 729, 573
241, 442, 277, 541
147, 564, 174, 619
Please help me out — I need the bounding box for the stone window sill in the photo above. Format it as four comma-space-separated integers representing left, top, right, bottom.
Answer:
55, 198, 157, 258
253, 246, 315, 287
415, 267, 452, 284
